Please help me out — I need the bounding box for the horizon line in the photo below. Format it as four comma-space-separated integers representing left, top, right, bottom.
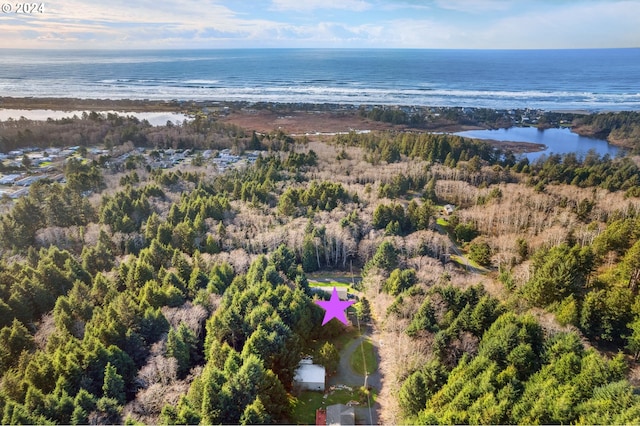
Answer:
1, 46, 639, 51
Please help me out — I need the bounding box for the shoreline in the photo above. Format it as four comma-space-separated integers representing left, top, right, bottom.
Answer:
0, 96, 606, 155
0, 96, 488, 133
0, 97, 192, 113
481, 139, 546, 153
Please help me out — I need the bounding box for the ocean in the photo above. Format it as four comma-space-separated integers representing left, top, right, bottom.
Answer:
1, 48, 639, 110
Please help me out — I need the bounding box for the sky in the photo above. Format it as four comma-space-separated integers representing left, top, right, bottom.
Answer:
0, 0, 639, 49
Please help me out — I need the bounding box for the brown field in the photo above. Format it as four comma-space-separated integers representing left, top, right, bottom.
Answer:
220, 108, 543, 153
220, 108, 397, 134
0, 96, 544, 153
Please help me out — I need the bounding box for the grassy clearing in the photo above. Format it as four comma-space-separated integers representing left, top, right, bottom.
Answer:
308, 279, 351, 288
451, 254, 470, 268
451, 254, 488, 272
436, 217, 449, 227
349, 339, 378, 376
306, 271, 362, 280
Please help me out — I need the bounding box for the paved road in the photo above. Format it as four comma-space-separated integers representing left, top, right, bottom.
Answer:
327, 324, 382, 425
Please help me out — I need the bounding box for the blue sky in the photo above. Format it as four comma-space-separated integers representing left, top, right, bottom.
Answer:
1, 0, 639, 49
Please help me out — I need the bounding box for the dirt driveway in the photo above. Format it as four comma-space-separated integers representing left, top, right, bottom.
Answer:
327, 324, 382, 425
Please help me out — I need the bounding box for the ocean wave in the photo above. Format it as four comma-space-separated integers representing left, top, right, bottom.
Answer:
76, 80, 640, 103
2, 79, 640, 110
182, 79, 221, 85
2, 55, 224, 66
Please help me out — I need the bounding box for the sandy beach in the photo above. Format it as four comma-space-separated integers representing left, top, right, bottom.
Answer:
0, 97, 187, 112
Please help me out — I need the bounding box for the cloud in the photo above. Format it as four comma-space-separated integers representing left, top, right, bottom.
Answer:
436, 0, 520, 14
270, 0, 371, 12
0, 0, 278, 48
479, 1, 640, 48
44, 0, 239, 29
365, 1, 640, 49
434, 0, 515, 13
377, 1, 431, 11
368, 18, 465, 47
0, 0, 639, 49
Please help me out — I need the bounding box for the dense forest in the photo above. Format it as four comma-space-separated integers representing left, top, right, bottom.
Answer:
358, 106, 640, 153
1, 111, 640, 424
573, 111, 640, 150
358, 105, 581, 130
0, 112, 250, 153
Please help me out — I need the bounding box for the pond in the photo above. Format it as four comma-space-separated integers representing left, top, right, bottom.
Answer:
455, 127, 621, 162
0, 109, 190, 126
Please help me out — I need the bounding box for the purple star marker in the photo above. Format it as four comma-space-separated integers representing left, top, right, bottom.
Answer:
315, 287, 355, 326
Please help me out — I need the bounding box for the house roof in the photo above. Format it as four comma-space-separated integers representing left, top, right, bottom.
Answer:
316, 409, 327, 425
294, 362, 325, 384
326, 404, 354, 426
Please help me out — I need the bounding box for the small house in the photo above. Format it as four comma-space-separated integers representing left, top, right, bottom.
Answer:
293, 358, 325, 391
326, 404, 355, 426
0, 174, 22, 185
443, 204, 455, 215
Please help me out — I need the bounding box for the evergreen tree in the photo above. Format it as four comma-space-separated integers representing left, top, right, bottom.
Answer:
0, 319, 34, 373
399, 370, 427, 417
316, 342, 339, 374
407, 298, 438, 336
366, 240, 398, 273
167, 323, 198, 377
240, 397, 270, 425
102, 362, 125, 404
384, 268, 417, 296
355, 297, 372, 323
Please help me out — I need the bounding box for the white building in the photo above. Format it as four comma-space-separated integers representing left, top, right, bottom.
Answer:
15, 175, 47, 186
0, 174, 23, 185
293, 358, 325, 391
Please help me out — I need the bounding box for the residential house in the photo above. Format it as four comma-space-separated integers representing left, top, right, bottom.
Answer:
15, 175, 47, 187
0, 174, 23, 185
293, 357, 325, 391
326, 404, 355, 426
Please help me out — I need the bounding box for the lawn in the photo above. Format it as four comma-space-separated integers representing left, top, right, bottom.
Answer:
436, 217, 450, 227
290, 391, 325, 424
349, 339, 378, 376
332, 326, 361, 351
290, 387, 375, 424
308, 279, 351, 288
309, 326, 360, 355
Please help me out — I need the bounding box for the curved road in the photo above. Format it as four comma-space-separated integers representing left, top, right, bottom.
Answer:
327, 325, 382, 425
